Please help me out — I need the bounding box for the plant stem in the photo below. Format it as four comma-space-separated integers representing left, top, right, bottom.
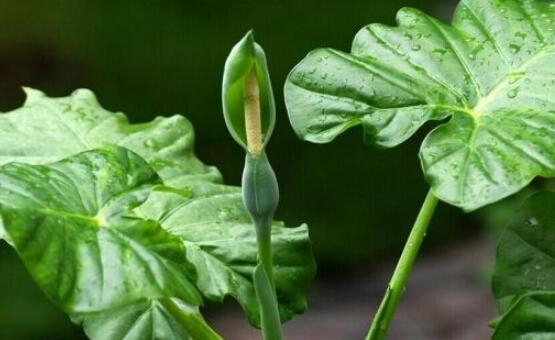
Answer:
366, 189, 439, 340
256, 221, 275, 286
254, 217, 282, 340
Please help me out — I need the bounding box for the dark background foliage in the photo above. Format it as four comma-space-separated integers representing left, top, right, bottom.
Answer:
0, 1, 509, 339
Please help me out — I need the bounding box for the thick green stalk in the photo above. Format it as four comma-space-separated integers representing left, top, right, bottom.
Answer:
256, 217, 276, 287
253, 217, 282, 340
366, 189, 439, 340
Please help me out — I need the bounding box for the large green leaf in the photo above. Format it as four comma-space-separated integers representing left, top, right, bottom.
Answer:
0, 89, 315, 334
492, 191, 555, 338
137, 182, 316, 326
285, 0, 555, 211
0, 88, 219, 186
0, 146, 223, 339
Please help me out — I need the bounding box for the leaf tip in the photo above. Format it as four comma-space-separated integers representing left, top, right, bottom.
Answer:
22, 87, 45, 105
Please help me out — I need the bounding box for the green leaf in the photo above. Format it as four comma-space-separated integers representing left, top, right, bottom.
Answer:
493, 291, 555, 340
73, 298, 221, 340
0, 146, 221, 339
0, 87, 219, 187
222, 31, 276, 151
137, 183, 316, 326
492, 191, 555, 338
0, 88, 315, 333
492, 192, 555, 313
284, 0, 555, 211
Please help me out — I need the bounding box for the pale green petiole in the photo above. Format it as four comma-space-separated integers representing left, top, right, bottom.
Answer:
366, 189, 439, 340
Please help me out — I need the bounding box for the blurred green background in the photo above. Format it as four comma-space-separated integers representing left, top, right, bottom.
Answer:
0, 0, 509, 339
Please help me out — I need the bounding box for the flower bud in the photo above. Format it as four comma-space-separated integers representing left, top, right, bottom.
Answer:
222, 31, 276, 156
242, 152, 279, 227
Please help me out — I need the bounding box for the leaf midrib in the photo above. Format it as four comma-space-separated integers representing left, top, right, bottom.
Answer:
38, 208, 100, 225
470, 45, 555, 117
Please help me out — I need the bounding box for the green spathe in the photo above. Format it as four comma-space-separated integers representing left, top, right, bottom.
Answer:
284, 0, 555, 211
222, 31, 276, 152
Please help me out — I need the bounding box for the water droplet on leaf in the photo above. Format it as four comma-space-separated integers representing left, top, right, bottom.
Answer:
507, 88, 519, 99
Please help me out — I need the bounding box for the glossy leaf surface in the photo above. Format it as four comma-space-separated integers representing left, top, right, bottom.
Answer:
0, 147, 221, 339
0, 89, 315, 335
285, 0, 555, 210
0, 88, 219, 187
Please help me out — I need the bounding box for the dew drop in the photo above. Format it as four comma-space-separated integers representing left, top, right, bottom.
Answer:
507, 88, 519, 99
526, 217, 539, 226
432, 48, 447, 56
515, 31, 527, 39
509, 71, 526, 84
143, 139, 158, 149
509, 44, 521, 54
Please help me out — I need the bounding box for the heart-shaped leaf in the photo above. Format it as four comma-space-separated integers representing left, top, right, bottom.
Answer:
0, 88, 219, 187
0, 146, 223, 339
285, 0, 555, 211
492, 191, 555, 338
137, 182, 316, 326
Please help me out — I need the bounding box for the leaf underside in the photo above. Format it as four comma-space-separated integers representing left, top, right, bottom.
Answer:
285, 0, 555, 211
492, 191, 555, 339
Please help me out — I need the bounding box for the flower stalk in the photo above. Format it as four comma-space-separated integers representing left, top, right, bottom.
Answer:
222, 31, 282, 340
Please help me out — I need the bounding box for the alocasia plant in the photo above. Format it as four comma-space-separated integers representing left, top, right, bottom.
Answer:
492, 191, 555, 339
284, 0, 555, 338
0, 88, 315, 339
